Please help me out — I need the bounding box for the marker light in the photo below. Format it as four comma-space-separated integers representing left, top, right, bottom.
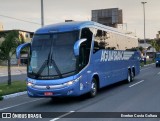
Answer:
80, 83, 84, 90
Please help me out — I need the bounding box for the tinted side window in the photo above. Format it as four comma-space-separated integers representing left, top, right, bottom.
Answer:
94, 28, 138, 52
94, 29, 113, 53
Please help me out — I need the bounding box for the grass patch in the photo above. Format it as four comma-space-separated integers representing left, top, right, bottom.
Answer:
140, 60, 155, 67
0, 81, 26, 98
0, 96, 3, 100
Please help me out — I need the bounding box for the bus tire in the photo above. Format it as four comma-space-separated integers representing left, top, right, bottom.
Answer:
89, 78, 98, 98
126, 70, 132, 83
131, 70, 134, 81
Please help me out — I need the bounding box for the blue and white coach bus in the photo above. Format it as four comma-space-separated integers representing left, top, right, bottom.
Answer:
16, 21, 140, 98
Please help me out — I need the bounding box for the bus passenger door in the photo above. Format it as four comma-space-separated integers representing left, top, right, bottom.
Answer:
79, 28, 93, 70
79, 28, 93, 92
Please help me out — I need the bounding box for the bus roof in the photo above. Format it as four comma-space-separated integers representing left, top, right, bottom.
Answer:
35, 21, 136, 38
35, 21, 92, 34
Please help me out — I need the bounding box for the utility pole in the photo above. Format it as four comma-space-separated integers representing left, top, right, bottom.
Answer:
41, 0, 44, 27
141, 2, 147, 64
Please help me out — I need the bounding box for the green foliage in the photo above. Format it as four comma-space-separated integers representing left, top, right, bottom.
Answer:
0, 81, 26, 99
150, 39, 160, 52
0, 30, 26, 60
0, 31, 20, 60
126, 46, 144, 52
140, 60, 155, 67
0, 96, 3, 101
0, 31, 25, 85
138, 46, 143, 52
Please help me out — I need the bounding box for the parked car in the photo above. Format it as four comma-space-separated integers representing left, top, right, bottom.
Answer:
156, 53, 160, 67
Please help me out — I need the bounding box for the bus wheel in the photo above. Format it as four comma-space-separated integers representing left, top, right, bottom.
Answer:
89, 78, 97, 97
131, 70, 134, 81
127, 70, 132, 83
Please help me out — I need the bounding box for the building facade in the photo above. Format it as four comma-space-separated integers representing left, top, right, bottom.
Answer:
91, 8, 123, 28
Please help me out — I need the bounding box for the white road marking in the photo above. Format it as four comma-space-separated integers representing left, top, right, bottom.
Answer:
51, 118, 60, 121
50, 111, 75, 121
129, 80, 144, 88
0, 98, 42, 111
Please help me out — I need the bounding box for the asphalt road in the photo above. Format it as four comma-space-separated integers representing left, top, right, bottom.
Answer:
0, 66, 27, 83
0, 64, 160, 121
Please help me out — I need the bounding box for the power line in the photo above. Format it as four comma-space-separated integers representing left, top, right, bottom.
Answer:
0, 14, 41, 25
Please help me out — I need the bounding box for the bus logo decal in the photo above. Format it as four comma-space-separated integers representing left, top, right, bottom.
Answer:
101, 50, 125, 62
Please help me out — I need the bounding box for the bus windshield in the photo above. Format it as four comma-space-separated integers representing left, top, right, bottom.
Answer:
156, 54, 160, 58
28, 31, 79, 79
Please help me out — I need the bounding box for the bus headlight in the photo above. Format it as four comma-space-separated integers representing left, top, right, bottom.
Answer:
63, 76, 82, 86
63, 81, 74, 86
27, 82, 33, 87
27, 78, 36, 87
156, 61, 159, 63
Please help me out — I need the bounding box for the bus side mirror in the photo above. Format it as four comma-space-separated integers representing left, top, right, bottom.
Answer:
16, 43, 31, 59
73, 39, 87, 56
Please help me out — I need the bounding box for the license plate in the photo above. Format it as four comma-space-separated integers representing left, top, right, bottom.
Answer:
44, 92, 53, 96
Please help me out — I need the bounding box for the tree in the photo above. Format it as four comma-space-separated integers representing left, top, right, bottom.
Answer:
0, 31, 22, 85
150, 39, 160, 52
126, 46, 144, 52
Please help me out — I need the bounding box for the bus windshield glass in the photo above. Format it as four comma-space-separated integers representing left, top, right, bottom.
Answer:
156, 54, 160, 58
28, 31, 79, 79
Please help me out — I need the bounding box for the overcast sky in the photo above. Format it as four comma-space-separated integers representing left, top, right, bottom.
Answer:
0, 0, 160, 39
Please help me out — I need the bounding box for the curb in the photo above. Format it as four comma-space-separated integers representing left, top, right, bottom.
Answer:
144, 63, 155, 67
2, 91, 27, 100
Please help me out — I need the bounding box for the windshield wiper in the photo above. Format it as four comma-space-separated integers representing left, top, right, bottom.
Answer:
50, 54, 62, 78
34, 42, 62, 79
34, 59, 63, 79
35, 60, 48, 78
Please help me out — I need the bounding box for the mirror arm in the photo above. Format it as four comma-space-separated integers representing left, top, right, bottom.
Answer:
74, 39, 87, 56
16, 43, 31, 59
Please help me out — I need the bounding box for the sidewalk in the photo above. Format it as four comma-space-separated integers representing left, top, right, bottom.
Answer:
0, 66, 27, 77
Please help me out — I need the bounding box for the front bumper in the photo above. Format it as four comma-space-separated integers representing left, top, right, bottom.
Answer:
27, 83, 80, 97
27, 79, 82, 97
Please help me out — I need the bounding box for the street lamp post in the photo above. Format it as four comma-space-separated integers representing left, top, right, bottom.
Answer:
41, 0, 44, 27
141, 1, 147, 64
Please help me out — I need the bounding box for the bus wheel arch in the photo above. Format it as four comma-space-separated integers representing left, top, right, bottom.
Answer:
89, 74, 99, 97
132, 67, 135, 77
126, 68, 133, 83
93, 75, 100, 90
